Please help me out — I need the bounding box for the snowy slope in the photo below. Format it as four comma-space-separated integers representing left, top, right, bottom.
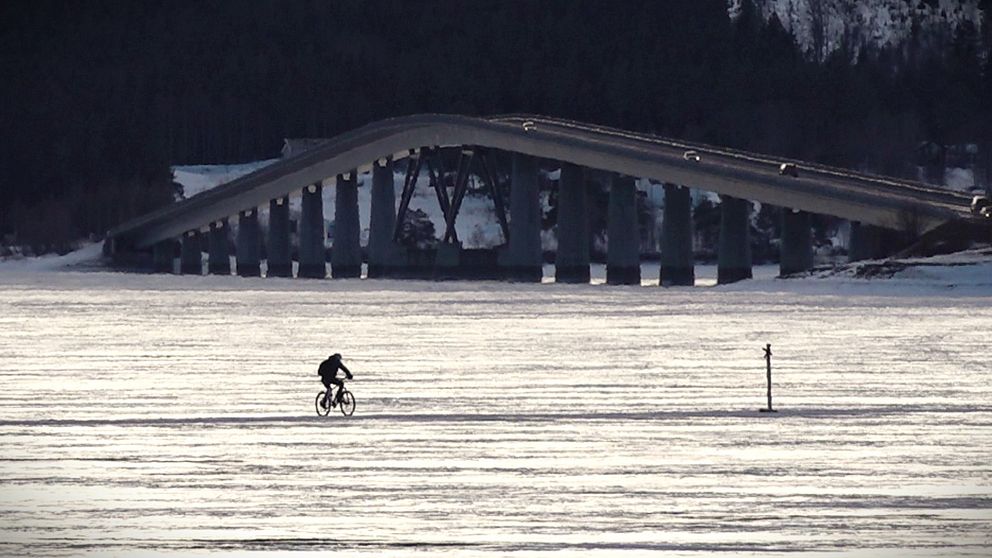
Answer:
729, 0, 984, 59
173, 160, 281, 199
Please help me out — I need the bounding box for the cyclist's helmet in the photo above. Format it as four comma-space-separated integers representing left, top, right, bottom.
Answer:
330, 353, 342, 360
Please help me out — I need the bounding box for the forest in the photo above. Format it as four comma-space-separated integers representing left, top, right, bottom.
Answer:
1, 0, 990, 253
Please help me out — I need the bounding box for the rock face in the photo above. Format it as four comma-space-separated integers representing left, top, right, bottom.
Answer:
729, 0, 984, 60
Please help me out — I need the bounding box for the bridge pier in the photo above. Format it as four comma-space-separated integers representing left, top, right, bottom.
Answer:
236, 209, 261, 277
152, 240, 175, 274
208, 218, 231, 275
555, 163, 590, 284
367, 157, 402, 278
848, 221, 884, 262
500, 153, 543, 282
331, 171, 361, 278
180, 231, 202, 275
717, 195, 752, 284
298, 183, 326, 279
434, 241, 462, 280
660, 183, 694, 286
607, 175, 640, 285
267, 196, 292, 278
780, 209, 813, 276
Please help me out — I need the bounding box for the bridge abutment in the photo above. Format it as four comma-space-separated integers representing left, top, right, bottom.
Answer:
331, 172, 362, 278
780, 209, 813, 276
180, 231, 202, 275
500, 153, 543, 282
236, 209, 261, 277
717, 195, 752, 284
367, 157, 403, 278
298, 183, 327, 279
208, 218, 231, 275
555, 163, 590, 284
660, 183, 695, 286
267, 197, 292, 278
607, 175, 640, 285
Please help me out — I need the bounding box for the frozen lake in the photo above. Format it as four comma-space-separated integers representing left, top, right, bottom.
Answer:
0, 269, 990, 556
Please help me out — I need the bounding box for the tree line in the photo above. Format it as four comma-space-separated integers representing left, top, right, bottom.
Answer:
1, 0, 989, 253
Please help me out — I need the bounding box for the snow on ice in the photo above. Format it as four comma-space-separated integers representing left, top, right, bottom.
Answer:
0, 253, 990, 555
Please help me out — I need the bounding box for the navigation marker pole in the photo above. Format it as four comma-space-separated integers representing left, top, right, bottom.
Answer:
759, 343, 777, 413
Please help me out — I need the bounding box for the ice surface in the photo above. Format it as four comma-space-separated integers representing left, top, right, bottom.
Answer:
0, 270, 990, 556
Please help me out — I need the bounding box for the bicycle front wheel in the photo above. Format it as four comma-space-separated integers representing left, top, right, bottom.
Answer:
315, 391, 331, 416
339, 390, 355, 416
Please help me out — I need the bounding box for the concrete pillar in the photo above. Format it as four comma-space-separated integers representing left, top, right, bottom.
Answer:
606, 175, 640, 285
434, 241, 461, 280
236, 208, 261, 277
555, 163, 590, 284
298, 183, 326, 279
267, 196, 291, 278
849, 221, 881, 262
780, 209, 813, 276
180, 231, 202, 275
717, 195, 752, 284
331, 172, 362, 278
660, 183, 694, 286
501, 153, 543, 282
367, 157, 402, 278
208, 218, 231, 275
152, 240, 175, 274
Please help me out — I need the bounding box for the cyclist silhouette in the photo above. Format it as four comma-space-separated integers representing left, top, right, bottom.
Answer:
318, 353, 353, 409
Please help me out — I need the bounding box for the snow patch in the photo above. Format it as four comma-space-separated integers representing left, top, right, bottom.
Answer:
944, 167, 978, 193
0, 241, 104, 272
172, 159, 280, 199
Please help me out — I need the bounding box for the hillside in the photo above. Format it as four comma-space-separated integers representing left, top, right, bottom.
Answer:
730, 0, 984, 59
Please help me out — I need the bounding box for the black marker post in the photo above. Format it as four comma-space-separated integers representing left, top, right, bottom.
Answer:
759, 343, 777, 413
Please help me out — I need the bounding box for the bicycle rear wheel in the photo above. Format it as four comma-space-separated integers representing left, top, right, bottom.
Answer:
339, 390, 355, 416
315, 391, 331, 416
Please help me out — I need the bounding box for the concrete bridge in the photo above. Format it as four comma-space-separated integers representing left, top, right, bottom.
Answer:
105, 114, 981, 284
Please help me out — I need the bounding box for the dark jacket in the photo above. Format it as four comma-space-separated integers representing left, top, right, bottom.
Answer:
318, 356, 352, 381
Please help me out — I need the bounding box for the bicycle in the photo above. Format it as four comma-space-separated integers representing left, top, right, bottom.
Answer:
315, 382, 356, 417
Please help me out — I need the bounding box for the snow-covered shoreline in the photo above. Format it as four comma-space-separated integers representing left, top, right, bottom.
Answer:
1, 242, 990, 297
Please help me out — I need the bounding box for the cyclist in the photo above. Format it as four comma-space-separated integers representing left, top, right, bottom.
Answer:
318, 353, 353, 409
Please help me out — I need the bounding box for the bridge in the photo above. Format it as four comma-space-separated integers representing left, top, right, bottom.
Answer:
105, 114, 983, 284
